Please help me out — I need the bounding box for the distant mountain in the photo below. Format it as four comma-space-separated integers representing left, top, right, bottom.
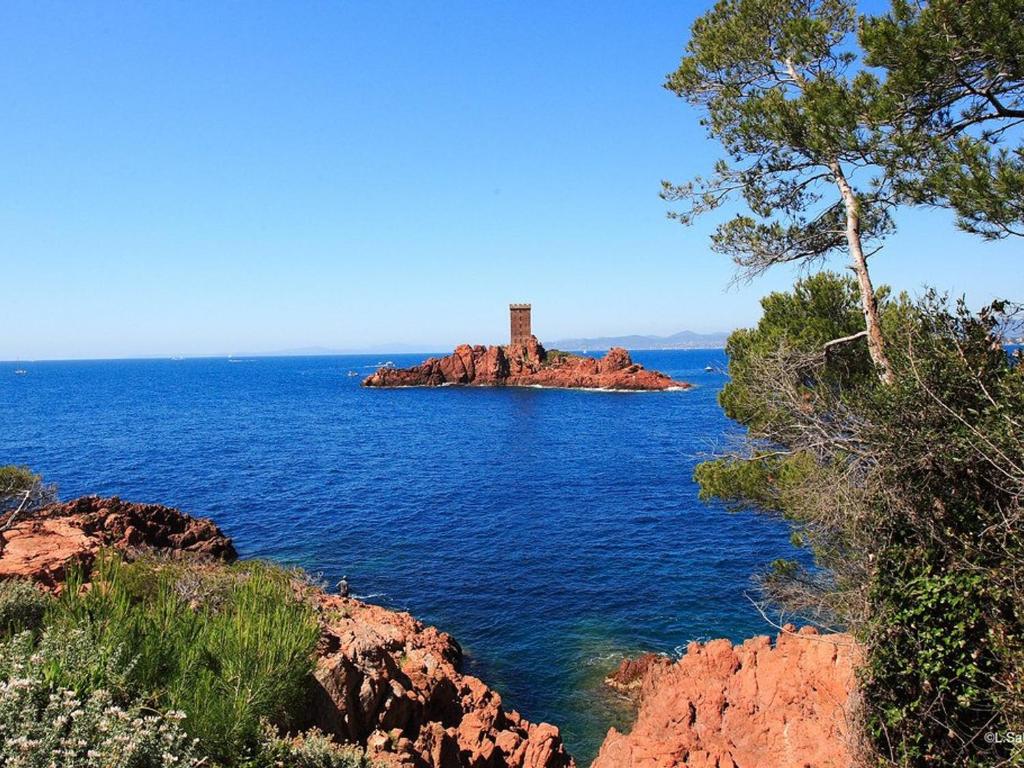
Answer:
1002, 317, 1024, 344
548, 329, 730, 351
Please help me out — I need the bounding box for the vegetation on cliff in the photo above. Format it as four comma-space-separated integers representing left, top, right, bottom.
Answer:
673, 0, 1024, 765
0, 491, 575, 768
695, 279, 1023, 764
0, 552, 372, 768
0, 466, 57, 534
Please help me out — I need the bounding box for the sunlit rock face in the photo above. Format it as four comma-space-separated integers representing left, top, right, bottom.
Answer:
0, 495, 236, 587
593, 626, 859, 768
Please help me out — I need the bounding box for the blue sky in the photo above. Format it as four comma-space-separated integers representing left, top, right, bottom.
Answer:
2, 1, 1020, 359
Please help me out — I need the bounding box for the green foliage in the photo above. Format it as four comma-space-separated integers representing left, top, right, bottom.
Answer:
0, 581, 49, 637
0, 631, 203, 768
0, 467, 38, 500
45, 554, 321, 765
861, 0, 1024, 239
542, 348, 576, 365
717, 272, 883, 427
695, 272, 1024, 765
246, 726, 372, 768
864, 559, 998, 765
0, 466, 56, 518
854, 296, 1024, 765
663, 0, 894, 277
0, 558, 373, 767
695, 450, 816, 516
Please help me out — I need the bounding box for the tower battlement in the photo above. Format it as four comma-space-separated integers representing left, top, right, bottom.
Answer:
509, 304, 532, 346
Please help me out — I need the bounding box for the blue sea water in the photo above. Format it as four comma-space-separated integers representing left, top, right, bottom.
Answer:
1, 350, 802, 763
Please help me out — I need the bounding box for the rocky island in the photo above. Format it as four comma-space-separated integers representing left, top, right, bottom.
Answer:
363, 304, 690, 391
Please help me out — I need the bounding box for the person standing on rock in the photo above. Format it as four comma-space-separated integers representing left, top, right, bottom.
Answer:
337, 575, 349, 598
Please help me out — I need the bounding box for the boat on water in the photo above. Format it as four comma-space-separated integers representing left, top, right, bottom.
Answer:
14, 369, 27, 375
704, 365, 714, 372
347, 371, 360, 377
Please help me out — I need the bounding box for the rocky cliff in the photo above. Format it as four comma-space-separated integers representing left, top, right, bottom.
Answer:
0, 495, 237, 587
363, 338, 689, 391
0, 496, 574, 768
593, 626, 859, 768
312, 593, 573, 768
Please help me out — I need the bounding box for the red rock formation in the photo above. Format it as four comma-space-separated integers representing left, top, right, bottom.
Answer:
363, 339, 690, 392
593, 626, 859, 768
603, 652, 673, 702
311, 593, 575, 768
0, 495, 236, 587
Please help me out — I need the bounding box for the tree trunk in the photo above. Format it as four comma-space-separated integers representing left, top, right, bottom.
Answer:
830, 161, 894, 384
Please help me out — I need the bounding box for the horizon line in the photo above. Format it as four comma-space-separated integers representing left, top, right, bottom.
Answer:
1, 344, 731, 365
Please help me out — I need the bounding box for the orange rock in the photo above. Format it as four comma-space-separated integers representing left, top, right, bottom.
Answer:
363, 340, 689, 392
592, 626, 859, 768
0, 496, 236, 588
312, 593, 574, 768
604, 652, 673, 702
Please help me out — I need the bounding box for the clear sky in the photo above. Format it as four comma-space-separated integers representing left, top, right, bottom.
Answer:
2, 1, 1020, 360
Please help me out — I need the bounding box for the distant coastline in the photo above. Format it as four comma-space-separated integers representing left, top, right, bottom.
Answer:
549, 330, 729, 351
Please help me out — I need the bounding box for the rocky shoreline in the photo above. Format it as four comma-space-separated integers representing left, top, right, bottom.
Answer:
0, 496, 574, 768
362, 337, 690, 392
0, 497, 856, 767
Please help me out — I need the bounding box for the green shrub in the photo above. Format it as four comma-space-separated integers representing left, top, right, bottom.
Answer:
542, 348, 579, 366
863, 559, 998, 764
0, 631, 202, 768
247, 726, 372, 768
31, 625, 136, 699
0, 466, 58, 518
695, 277, 1024, 765
0, 580, 49, 637
46, 553, 321, 765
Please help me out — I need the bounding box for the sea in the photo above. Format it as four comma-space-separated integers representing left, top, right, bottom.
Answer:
1, 349, 804, 763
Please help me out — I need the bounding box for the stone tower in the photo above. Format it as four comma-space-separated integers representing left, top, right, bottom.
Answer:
510, 304, 532, 346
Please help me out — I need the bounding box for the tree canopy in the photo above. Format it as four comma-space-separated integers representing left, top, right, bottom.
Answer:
665, 0, 896, 379
674, 1, 1024, 764
862, 0, 1024, 239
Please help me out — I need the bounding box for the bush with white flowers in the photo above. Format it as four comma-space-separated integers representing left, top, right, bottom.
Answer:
0, 632, 202, 768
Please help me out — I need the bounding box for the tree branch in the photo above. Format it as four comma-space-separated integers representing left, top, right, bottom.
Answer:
823, 330, 868, 352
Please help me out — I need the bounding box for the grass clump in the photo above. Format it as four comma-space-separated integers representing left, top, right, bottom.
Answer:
0, 580, 50, 637
542, 348, 581, 366
245, 726, 373, 768
40, 552, 324, 765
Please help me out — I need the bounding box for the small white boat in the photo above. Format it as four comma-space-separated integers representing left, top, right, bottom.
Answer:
704, 365, 714, 372
14, 369, 27, 375
347, 371, 359, 377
